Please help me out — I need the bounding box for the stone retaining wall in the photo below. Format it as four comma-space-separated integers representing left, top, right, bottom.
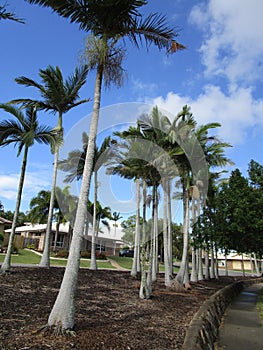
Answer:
181, 277, 263, 350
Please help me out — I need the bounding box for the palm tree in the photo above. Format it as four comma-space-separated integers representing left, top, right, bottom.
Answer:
10, 65, 89, 267
26, 0, 185, 331
0, 105, 57, 273
58, 132, 115, 269
0, 4, 24, 23
111, 212, 123, 237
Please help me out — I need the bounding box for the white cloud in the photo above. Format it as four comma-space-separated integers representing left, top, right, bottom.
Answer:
151, 84, 263, 144
0, 168, 52, 209
131, 77, 158, 95
189, 0, 263, 83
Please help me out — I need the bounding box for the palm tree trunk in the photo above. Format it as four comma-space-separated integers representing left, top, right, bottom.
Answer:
205, 245, 210, 280
167, 179, 173, 276
197, 248, 204, 280
253, 253, 260, 275
176, 183, 190, 288
131, 179, 140, 277
140, 181, 150, 299
90, 171, 98, 270
39, 148, 59, 267
1, 147, 28, 273
47, 65, 103, 331
224, 249, 228, 276
162, 179, 171, 286
210, 242, 215, 279
190, 247, 198, 282
40, 113, 63, 268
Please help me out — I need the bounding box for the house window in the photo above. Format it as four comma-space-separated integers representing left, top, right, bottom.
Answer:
53, 234, 64, 248
96, 241, 105, 252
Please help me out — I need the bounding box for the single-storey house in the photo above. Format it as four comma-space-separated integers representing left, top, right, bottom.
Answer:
4, 220, 124, 256
217, 252, 259, 271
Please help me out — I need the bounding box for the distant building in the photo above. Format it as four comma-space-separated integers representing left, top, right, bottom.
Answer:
4, 220, 124, 256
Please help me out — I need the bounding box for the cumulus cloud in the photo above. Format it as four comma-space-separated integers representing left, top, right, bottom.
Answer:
0, 167, 52, 210
189, 0, 263, 84
151, 84, 263, 144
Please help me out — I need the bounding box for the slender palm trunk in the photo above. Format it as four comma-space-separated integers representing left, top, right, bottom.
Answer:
190, 247, 198, 282
167, 180, 173, 276
47, 66, 103, 331
210, 242, 215, 279
197, 248, 204, 280
162, 179, 171, 286
205, 245, 210, 280
40, 115, 63, 268
241, 253, 245, 277
131, 179, 140, 277
53, 221, 60, 252
140, 181, 150, 299
90, 171, 98, 270
176, 182, 190, 288
1, 147, 28, 273
224, 249, 228, 276
253, 253, 260, 275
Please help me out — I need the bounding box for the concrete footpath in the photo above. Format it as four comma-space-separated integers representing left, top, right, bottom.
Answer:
215, 283, 263, 349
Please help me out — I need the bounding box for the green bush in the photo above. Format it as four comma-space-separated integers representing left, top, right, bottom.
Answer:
55, 250, 69, 258
80, 251, 91, 259
25, 244, 36, 250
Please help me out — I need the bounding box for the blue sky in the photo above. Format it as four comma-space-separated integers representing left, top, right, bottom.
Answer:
1, 0, 263, 222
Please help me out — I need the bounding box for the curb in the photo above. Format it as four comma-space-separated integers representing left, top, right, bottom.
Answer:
181, 277, 263, 350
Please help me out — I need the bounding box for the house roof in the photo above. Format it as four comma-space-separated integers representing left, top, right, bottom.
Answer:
217, 252, 253, 261
0, 216, 12, 225
5, 220, 125, 244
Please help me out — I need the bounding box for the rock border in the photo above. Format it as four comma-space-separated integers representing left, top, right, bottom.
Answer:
181, 277, 263, 350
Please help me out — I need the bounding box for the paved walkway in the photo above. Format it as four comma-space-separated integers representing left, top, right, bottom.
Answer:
215, 283, 263, 349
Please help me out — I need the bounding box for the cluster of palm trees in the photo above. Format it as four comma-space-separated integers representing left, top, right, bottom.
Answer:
0, 0, 231, 334
106, 105, 232, 295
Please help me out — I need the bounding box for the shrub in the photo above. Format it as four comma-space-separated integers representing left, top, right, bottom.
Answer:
80, 251, 91, 259
96, 252, 107, 260
55, 250, 69, 258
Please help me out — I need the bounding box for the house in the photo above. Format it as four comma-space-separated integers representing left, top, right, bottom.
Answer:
4, 220, 124, 256
217, 252, 258, 271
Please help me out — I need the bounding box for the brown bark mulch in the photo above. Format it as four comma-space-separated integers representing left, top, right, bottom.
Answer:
0, 266, 248, 350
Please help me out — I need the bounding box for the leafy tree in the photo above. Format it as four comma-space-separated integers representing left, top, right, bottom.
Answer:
0, 105, 57, 273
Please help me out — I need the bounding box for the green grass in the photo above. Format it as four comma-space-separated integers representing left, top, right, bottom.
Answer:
0, 249, 115, 269
108, 255, 133, 269
256, 287, 263, 326
0, 249, 41, 264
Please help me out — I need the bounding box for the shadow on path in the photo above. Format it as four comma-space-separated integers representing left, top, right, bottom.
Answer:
215, 283, 263, 350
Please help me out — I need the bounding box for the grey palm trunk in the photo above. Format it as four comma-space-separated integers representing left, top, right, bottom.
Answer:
48, 67, 103, 330
39, 147, 59, 267
131, 179, 141, 277
90, 170, 98, 270
1, 147, 28, 273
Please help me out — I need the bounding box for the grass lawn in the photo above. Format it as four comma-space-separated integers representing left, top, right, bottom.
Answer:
256, 286, 263, 327
0, 249, 115, 269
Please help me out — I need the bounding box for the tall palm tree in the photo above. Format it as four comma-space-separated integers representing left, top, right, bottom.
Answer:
58, 132, 115, 269
0, 105, 57, 273
27, 0, 185, 331
0, 4, 24, 23
10, 65, 89, 267
111, 212, 123, 237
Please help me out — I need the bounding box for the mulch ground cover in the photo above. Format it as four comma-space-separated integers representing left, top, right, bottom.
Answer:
0, 266, 248, 350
